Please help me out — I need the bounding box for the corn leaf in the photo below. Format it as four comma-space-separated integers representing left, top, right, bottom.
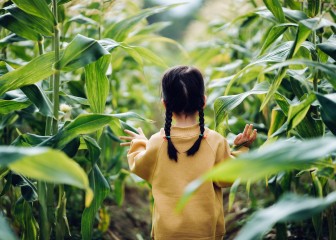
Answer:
5, 5, 53, 36
260, 22, 311, 110
81, 165, 110, 240
0, 52, 55, 95
56, 34, 109, 71
287, 93, 316, 130
12, 0, 55, 26
214, 81, 269, 133
259, 23, 296, 56
104, 4, 182, 41
177, 137, 336, 211
263, 0, 285, 23
317, 35, 336, 61
0, 14, 41, 41
85, 54, 111, 113
51, 113, 151, 149
0, 146, 93, 207
235, 192, 336, 240
21, 84, 54, 117
316, 93, 336, 135
0, 98, 31, 114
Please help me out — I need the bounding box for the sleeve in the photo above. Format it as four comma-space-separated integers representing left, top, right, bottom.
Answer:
213, 138, 249, 188
127, 137, 160, 183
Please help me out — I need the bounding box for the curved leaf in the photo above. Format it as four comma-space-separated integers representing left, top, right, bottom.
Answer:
21, 84, 54, 117
0, 146, 93, 207
0, 98, 31, 114
214, 81, 269, 132
85, 54, 111, 113
12, 0, 55, 26
177, 137, 336, 211
235, 192, 336, 240
0, 14, 41, 41
56, 34, 109, 71
316, 93, 336, 135
0, 51, 55, 95
104, 4, 183, 41
5, 5, 53, 36
263, 0, 285, 23
81, 165, 110, 240
317, 35, 336, 61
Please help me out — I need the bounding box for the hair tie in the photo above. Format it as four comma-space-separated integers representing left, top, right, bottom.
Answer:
199, 134, 207, 139
163, 136, 171, 140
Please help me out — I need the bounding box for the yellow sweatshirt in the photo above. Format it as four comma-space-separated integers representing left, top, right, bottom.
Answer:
127, 124, 247, 240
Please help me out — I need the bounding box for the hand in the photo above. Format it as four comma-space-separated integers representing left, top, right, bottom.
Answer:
119, 127, 148, 147
234, 124, 257, 148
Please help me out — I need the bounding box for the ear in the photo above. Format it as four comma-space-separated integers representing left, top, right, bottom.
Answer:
161, 98, 166, 109
202, 95, 207, 109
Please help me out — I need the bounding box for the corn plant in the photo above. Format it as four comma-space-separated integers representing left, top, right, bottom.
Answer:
0, 0, 180, 239
181, 0, 336, 239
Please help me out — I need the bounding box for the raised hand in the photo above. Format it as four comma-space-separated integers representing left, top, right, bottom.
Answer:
233, 124, 257, 148
119, 127, 148, 146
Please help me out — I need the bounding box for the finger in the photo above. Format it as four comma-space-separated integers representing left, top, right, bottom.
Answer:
234, 133, 243, 145
242, 124, 249, 136
250, 129, 257, 141
120, 142, 131, 146
123, 129, 137, 137
137, 127, 144, 134
247, 124, 253, 137
119, 136, 134, 141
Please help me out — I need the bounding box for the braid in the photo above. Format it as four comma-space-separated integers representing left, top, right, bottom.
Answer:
187, 105, 205, 156
165, 108, 178, 161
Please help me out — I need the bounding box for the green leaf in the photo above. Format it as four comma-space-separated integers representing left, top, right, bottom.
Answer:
260, 22, 311, 110
0, 14, 41, 41
98, 39, 120, 52
0, 98, 31, 114
316, 93, 336, 135
263, 59, 336, 89
81, 165, 110, 240
132, 46, 168, 68
83, 136, 101, 165
42, 112, 150, 149
300, 17, 336, 31
235, 192, 336, 240
287, 93, 316, 130
56, 34, 109, 71
268, 108, 286, 137
259, 23, 296, 56
307, 0, 321, 17
14, 198, 38, 240
0, 51, 55, 95
263, 0, 285, 23
21, 84, 54, 117
12, 0, 55, 26
228, 179, 240, 211
177, 137, 336, 211
0, 146, 93, 207
111, 169, 129, 206
0, 214, 18, 240
214, 81, 269, 133
317, 35, 336, 61
5, 5, 53, 36
0, 34, 25, 47
104, 4, 183, 41
85, 54, 111, 113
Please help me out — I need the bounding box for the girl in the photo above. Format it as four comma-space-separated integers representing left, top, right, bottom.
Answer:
119, 66, 257, 240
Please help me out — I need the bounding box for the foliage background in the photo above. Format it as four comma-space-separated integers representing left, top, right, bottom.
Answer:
0, 0, 336, 239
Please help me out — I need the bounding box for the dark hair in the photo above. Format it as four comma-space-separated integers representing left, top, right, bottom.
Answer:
161, 66, 205, 161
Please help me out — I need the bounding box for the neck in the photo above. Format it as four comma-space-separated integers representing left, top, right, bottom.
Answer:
173, 112, 198, 127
